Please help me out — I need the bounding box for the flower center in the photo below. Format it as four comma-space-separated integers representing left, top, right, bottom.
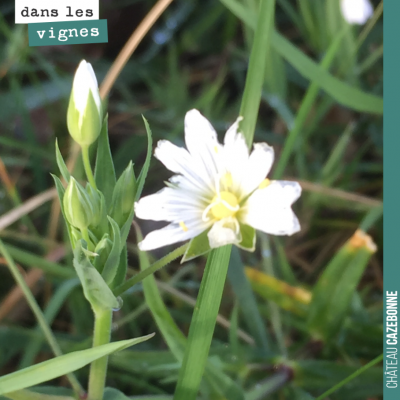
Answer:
210, 191, 239, 219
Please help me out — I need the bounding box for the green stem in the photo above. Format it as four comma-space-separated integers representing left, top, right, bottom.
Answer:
81, 227, 94, 252
173, 246, 232, 400
173, 1, 275, 399
0, 239, 84, 397
88, 309, 113, 400
82, 145, 97, 189
273, 25, 348, 179
113, 243, 188, 297
315, 353, 383, 400
238, 0, 276, 147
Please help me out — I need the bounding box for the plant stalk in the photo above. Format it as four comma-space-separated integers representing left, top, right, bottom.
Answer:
82, 145, 97, 189
87, 309, 113, 400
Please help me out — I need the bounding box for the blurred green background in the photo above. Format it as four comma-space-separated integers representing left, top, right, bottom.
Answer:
0, 0, 383, 399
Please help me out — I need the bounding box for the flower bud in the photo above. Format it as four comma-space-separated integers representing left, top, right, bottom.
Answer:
110, 161, 136, 226
67, 60, 102, 147
340, 0, 373, 25
63, 177, 94, 230
93, 234, 113, 273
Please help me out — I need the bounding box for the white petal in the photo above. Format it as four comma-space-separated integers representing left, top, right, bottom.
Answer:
241, 180, 301, 236
154, 140, 212, 193
73, 60, 101, 116
135, 188, 204, 222
340, 0, 373, 25
239, 143, 274, 197
207, 217, 242, 248
138, 220, 208, 251
222, 119, 249, 193
184, 110, 222, 190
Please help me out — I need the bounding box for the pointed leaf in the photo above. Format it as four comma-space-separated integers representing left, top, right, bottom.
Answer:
109, 245, 127, 290
50, 174, 73, 247
73, 240, 119, 312
102, 217, 122, 285
0, 334, 154, 395
55, 139, 70, 183
95, 115, 116, 209
135, 116, 153, 201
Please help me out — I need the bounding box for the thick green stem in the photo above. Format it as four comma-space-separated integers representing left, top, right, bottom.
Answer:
82, 145, 97, 189
0, 239, 84, 397
81, 227, 94, 252
173, 246, 232, 400
88, 309, 113, 400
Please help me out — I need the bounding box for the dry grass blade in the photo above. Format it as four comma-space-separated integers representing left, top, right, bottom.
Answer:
295, 179, 382, 208
0, 188, 57, 231
99, 0, 174, 98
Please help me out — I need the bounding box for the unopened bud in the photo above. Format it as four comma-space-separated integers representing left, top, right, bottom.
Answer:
67, 60, 102, 147
63, 177, 94, 230
93, 234, 113, 273
340, 0, 373, 25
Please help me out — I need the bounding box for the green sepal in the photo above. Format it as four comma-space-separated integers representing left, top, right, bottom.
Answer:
55, 139, 70, 183
94, 114, 116, 210
182, 229, 212, 263
50, 174, 74, 247
87, 186, 108, 239
73, 239, 119, 313
67, 88, 102, 147
236, 223, 256, 252
101, 217, 122, 285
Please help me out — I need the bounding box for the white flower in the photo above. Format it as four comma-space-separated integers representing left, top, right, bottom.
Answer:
340, 0, 374, 25
67, 60, 102, 147
135, 110, 301, 252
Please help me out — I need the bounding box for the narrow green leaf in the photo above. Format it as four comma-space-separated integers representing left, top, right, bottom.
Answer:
307, 233, 376, 341
55, 139, 70, 183
103, 387, 130, 400
245, 372, 290, 400
109, 245, 128, 290
238, 0, 276, 146
95, 115, 116, 209
51, 174, 74, 247
19, 279, 80, 369
2, 389, 73, 400
73, 240, 119, 312
5, 244, 74, 279
101, 217, 122, 285
135, 116, 153, 201
0, 335, 154, 396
